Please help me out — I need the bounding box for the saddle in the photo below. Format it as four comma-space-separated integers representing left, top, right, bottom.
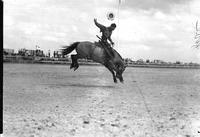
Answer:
95, 40, 114, 59
94, 41, 104, 48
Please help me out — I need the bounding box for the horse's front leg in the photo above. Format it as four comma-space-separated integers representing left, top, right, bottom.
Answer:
116, 72, 124, 83
114, 62, 124, 83
111, 70, 117, 83
105, 63, 117, 83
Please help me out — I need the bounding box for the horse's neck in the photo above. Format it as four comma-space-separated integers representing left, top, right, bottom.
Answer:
113, 51, 125, 67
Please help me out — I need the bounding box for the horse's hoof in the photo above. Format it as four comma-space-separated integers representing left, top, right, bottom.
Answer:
120, 80, 124, 84
74, 67, 78, 71
70, 65, 73, 69
114, 79, 117, 83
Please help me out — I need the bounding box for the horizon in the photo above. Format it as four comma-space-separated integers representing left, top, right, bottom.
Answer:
4, 0, 200, 63
4, 47, 200, 64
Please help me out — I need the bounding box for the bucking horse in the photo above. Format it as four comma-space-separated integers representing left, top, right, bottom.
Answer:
62, 41, 126, 83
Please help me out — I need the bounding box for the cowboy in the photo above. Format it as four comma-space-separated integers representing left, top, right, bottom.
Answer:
94, 18, 116, 57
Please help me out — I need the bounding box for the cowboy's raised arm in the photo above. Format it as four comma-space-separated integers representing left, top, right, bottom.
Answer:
94, 18, 106, 30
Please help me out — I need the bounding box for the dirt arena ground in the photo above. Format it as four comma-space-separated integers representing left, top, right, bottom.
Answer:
3, 63, 200, 137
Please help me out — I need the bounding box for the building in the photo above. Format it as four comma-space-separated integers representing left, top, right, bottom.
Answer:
35, 49, 44, 57
124, 58, 135, 65
136, 59, 145, 64
4, 48, 14, 55
153, 59, 166, 64
53, 50, 63, 58
18, 48, 27, 56
18, 48, 44, 57
26, 50, 36, 56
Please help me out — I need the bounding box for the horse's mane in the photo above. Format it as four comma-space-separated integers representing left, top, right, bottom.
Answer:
113, 48, 123, 60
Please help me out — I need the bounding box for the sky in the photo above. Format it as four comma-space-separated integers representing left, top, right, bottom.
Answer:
3, 0, 200, 63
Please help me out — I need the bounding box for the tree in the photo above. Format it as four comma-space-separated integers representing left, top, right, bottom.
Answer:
193, 21, 200, 48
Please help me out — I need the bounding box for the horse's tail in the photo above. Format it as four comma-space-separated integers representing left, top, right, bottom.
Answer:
62, 42, 80, 55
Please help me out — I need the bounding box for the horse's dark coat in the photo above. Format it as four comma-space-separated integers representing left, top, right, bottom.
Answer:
62, 41, 126, 83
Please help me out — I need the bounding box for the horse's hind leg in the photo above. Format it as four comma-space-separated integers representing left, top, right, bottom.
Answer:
70, 55, 75, 69
71, 54, 79, 71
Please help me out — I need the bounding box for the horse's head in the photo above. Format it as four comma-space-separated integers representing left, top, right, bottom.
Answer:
115, 61, 127, 83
